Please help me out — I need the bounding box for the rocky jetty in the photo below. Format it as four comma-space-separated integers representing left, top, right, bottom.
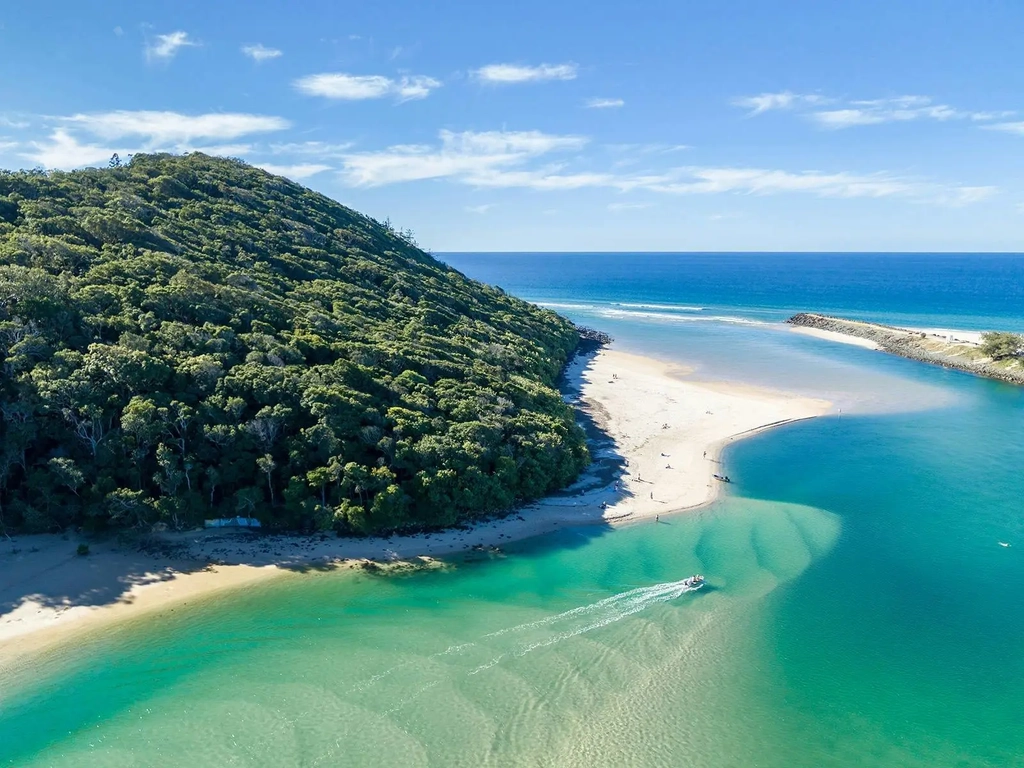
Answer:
575, 324, 613, 353
787, 313, 1024, 386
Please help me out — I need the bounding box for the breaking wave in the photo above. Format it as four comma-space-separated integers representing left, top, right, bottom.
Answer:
536, 301, 771, 328
614, 302, 704, 312
597, 309, 771, 326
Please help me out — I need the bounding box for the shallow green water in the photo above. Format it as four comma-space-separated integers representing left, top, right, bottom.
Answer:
3, 372, 1024, 766
2, 496, 842, 767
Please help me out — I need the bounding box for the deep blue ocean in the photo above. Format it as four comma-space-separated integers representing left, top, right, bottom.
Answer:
441, 252, 1024, 331
443, 252, 1024, 411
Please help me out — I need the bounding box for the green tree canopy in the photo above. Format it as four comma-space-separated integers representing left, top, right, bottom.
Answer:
980, 332, 1024, 360
0, 153, 588, 535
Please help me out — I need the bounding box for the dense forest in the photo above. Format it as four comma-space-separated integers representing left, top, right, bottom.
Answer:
0, 153, 589, 535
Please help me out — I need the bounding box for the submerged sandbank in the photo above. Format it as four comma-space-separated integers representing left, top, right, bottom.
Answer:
0, 348, 831, 663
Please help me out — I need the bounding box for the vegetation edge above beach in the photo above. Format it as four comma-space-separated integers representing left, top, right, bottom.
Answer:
0, 153, 600, 538
788, 312, 1024, 385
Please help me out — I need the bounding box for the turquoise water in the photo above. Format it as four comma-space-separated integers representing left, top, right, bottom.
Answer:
3, 253, 1024, 766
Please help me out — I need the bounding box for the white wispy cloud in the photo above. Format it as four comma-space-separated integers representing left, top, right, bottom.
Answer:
294, 73, 441, 101
608, 202, 652, 211
335, 129, 994, 206
22, 132, 261, 170
937, 186, 997, 205
810, 109, 888, 128
467, 169, 638, 190
474, 63, 577, 84
736, 92, 1012, 129
970, 111, 1016, 122
146, 31, 198, 62
650, 168, 910, 198
586, 98, 624, 109
732, 91, 827, 115
183, 143, 255, 157
811, 96, 974, 129
648, 169, 996, 206
268, 140, 354, 156
21, 111, 290, 170
255, 162, 332, 179
982, 121, 1024, 135
63, 111, 290, 144
25, 130, 132, 170
465, 204, 495, 213
242, 44, 283, 62
339, 129, 587, 186
607, 143, 690, 153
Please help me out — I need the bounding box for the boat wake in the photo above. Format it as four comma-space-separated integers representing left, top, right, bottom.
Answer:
484, 578, 702, 641
348, 579, 704, 692
467, 578, 704, 673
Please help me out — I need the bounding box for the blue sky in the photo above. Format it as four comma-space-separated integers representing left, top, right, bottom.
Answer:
2, 0, 1023, 251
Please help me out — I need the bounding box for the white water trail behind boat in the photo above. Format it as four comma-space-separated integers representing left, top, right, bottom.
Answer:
484, 579, 701, 640
349, 578, 704, 691
468, 578, 703, 673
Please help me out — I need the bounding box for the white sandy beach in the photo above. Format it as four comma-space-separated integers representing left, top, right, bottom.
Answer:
789, 325, 881, 350
0, 348, 831, 663
790, 320, 985, 350
909, 327, 984, 346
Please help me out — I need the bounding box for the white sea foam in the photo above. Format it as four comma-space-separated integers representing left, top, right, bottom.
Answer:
348, 660, 416, 693
536, 301, 772, 329
469, 579, 701, 673
355, 579, 704, 685
383, 680, 441, 714
484, 579, 701, 640
536, 302, 602, 311
597, 308, 770, 326
615, 302, 704, 312
537, 301, 706, 314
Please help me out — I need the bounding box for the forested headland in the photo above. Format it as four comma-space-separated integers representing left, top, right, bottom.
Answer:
0, 154, 590, 536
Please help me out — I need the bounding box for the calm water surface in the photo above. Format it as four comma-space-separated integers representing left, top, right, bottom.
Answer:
3, 253, 1023, 766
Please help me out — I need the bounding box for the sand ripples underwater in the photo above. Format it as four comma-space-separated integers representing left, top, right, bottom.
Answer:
5, 499, 841, 767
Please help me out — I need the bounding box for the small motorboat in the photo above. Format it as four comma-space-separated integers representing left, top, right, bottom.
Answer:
682, 574, 706, 590
712, 474, 732, 483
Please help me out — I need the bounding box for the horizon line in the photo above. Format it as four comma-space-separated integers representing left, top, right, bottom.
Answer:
435, 250, 1024, 255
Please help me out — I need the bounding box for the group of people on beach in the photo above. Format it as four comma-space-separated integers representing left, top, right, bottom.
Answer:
597, 442, 730, 519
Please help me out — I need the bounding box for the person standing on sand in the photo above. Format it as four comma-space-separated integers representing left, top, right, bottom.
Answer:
703, 451, 706, 459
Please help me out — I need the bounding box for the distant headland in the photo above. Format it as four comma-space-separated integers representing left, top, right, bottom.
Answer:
788, 313, 1024, 385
